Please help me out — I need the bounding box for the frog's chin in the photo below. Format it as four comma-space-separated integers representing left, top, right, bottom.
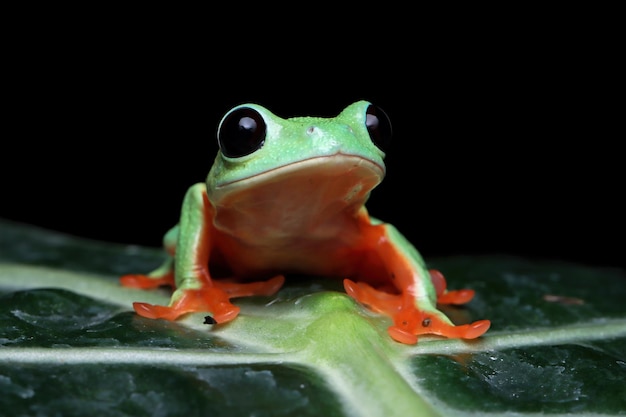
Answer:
208, 153, 384, 219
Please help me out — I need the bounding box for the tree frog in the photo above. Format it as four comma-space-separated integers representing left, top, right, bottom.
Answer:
120, 101, 490, 345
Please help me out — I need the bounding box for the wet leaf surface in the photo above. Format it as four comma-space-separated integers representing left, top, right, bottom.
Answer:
1, 219, 625, 416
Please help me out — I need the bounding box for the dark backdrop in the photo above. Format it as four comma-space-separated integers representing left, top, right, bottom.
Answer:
2, 26, 622, 269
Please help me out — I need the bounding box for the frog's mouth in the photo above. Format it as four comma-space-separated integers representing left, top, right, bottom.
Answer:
209, 153, 384, 228
213, 153, 384, 196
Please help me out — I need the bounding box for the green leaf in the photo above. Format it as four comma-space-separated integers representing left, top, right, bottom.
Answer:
1, 219, 625, 416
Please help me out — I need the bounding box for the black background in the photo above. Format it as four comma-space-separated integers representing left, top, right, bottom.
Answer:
2, 14, 622, 269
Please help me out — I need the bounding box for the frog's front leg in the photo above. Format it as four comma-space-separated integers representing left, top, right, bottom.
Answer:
344, 215, 490, 345
122, 183, 284, 324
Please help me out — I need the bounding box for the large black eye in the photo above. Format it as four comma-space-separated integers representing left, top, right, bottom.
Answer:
365, 104, 392, 152
218, 107, 267, 158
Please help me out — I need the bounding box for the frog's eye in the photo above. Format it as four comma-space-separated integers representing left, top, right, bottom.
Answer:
365, 104, 392, 152
218, 107, 267, 158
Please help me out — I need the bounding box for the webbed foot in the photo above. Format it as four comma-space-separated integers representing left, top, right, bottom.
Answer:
344, 278, 490, 345
388, 311, 491, 345
132, 275, 285, 323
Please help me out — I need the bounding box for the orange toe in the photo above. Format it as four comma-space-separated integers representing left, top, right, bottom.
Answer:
133, 302, 183, 321
459, 319, 491, 339
215, 275, 285, 298
437, 289, 475, 305
343, 279, 402, 316
120, 273, 175, 289
426, 317, 491, 339
211, 303, 241, 323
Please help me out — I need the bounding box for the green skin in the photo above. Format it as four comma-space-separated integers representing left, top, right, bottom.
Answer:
122, 101, 490, 344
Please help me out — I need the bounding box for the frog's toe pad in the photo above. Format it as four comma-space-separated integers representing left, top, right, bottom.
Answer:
133, 302, 182, 321
211, 303, 241, 323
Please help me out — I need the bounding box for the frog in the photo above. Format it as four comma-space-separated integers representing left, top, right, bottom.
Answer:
120, 101, 490, 345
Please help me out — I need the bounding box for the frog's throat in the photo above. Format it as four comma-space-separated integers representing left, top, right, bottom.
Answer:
209, 153, 385, 202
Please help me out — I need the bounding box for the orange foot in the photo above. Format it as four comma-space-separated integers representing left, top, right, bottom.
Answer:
344, 278, 490, 345
132, 275, 285, 324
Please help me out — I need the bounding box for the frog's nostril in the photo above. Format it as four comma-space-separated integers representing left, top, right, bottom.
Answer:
306, 126, 316, 134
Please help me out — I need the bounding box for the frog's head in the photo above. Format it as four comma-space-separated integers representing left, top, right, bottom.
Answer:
206, 101, 391, 218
